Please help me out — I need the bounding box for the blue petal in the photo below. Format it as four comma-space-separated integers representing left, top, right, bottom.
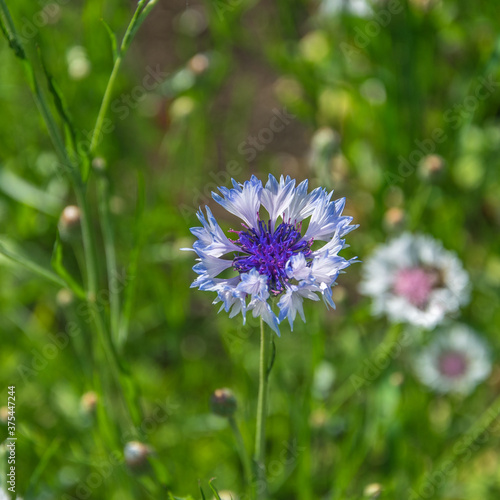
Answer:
212, 177, 263, 228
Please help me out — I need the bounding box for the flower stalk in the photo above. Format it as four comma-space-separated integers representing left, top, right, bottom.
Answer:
255, 317, 272, 498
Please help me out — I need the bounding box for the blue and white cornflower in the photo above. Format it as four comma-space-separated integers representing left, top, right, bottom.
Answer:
185, 175, 357, 335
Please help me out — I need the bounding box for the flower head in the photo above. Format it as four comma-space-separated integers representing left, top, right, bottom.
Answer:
359, 233, 470, 329
185, 175, 357, 335
414, 324, 491, 395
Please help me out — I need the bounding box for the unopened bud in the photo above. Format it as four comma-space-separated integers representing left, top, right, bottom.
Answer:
364, 483, 383, 498
389, 372, 404, 387
124, 441, 151, 468
92, 157, 107, 172
170, 96, 196, 121
418, 154, 445, 181
383, 207, 406, 232
80, 391, 98, 415
56, 289, 74, 308
58, 205, 81, 241
210, 388, 237, 417
188, 53, 210, 75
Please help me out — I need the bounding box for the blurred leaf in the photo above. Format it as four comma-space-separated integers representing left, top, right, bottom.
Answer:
51, 232, 86, 299
0, 237, 68, 289
199, 485, 207, 500
0, 168, 62, 216
101, 18, 119, 63
25, 437, 62, 496
208, 479, 222, 499
38, 47, 78, 155
117, 170, 145, 349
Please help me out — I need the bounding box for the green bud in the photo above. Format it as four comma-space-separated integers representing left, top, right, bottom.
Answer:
58, 205, 81, 241
210, 388, 237, 417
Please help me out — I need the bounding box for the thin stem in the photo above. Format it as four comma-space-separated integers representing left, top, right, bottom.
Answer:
255, 317, 271, 498
89, 0, 159, 156
74, 185, 99, 296
89, 53, 123, 154
229, 416, 253, 497
97, 174, 120, 343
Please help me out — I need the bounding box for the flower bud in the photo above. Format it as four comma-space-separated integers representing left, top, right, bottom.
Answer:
418, 154, 446, 181
58, 205, 81, 241
56, 289, 74, 308
383, 207, 406, 232
210, 388, 237, 417
80, 391, 98, 415
389, 372, 404, 387
124, 441, 151, 468
170, 96, 196, 121
364, 483, 383, 498
188, 53, 210, 75
92, 157, 107, 172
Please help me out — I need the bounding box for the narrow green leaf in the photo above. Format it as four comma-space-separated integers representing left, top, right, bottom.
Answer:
101, 18, 119, 62
24, 438, 62, 495
0, 0, 26, 59
51, 232, 86, 299
208, 479, 222, 500
38, 46, 78, 154
117, 170, 146, 349
0, 168, 62, 216
0, 238, 67, 289
199, 484, 207, 500
121, 0, 159, 51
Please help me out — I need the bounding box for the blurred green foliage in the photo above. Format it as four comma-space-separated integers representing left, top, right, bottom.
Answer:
1, 0, 500, 499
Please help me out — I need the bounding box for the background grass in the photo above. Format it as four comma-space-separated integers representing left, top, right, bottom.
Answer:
1, 0, 500, 499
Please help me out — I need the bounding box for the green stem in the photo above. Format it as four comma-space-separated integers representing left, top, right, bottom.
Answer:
97, 174, 120, 343
255, 317, 270, 498
89, 0, 159, 156
74, 185, 99, 296
89, 53, 123, 155
229, 416, 253, 497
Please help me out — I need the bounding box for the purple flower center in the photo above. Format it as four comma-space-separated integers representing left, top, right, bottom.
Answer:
438, 350, 468, 378
393, 267, 439, 308
231, 219, 313, 294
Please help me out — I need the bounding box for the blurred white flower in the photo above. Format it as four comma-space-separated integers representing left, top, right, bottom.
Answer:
414, 324, 491, 395
66, 46, 91, 80
360, 233, 470, 328
212, 491, 239, 500
320, 0, 374, 18
0, 487, 22, 500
